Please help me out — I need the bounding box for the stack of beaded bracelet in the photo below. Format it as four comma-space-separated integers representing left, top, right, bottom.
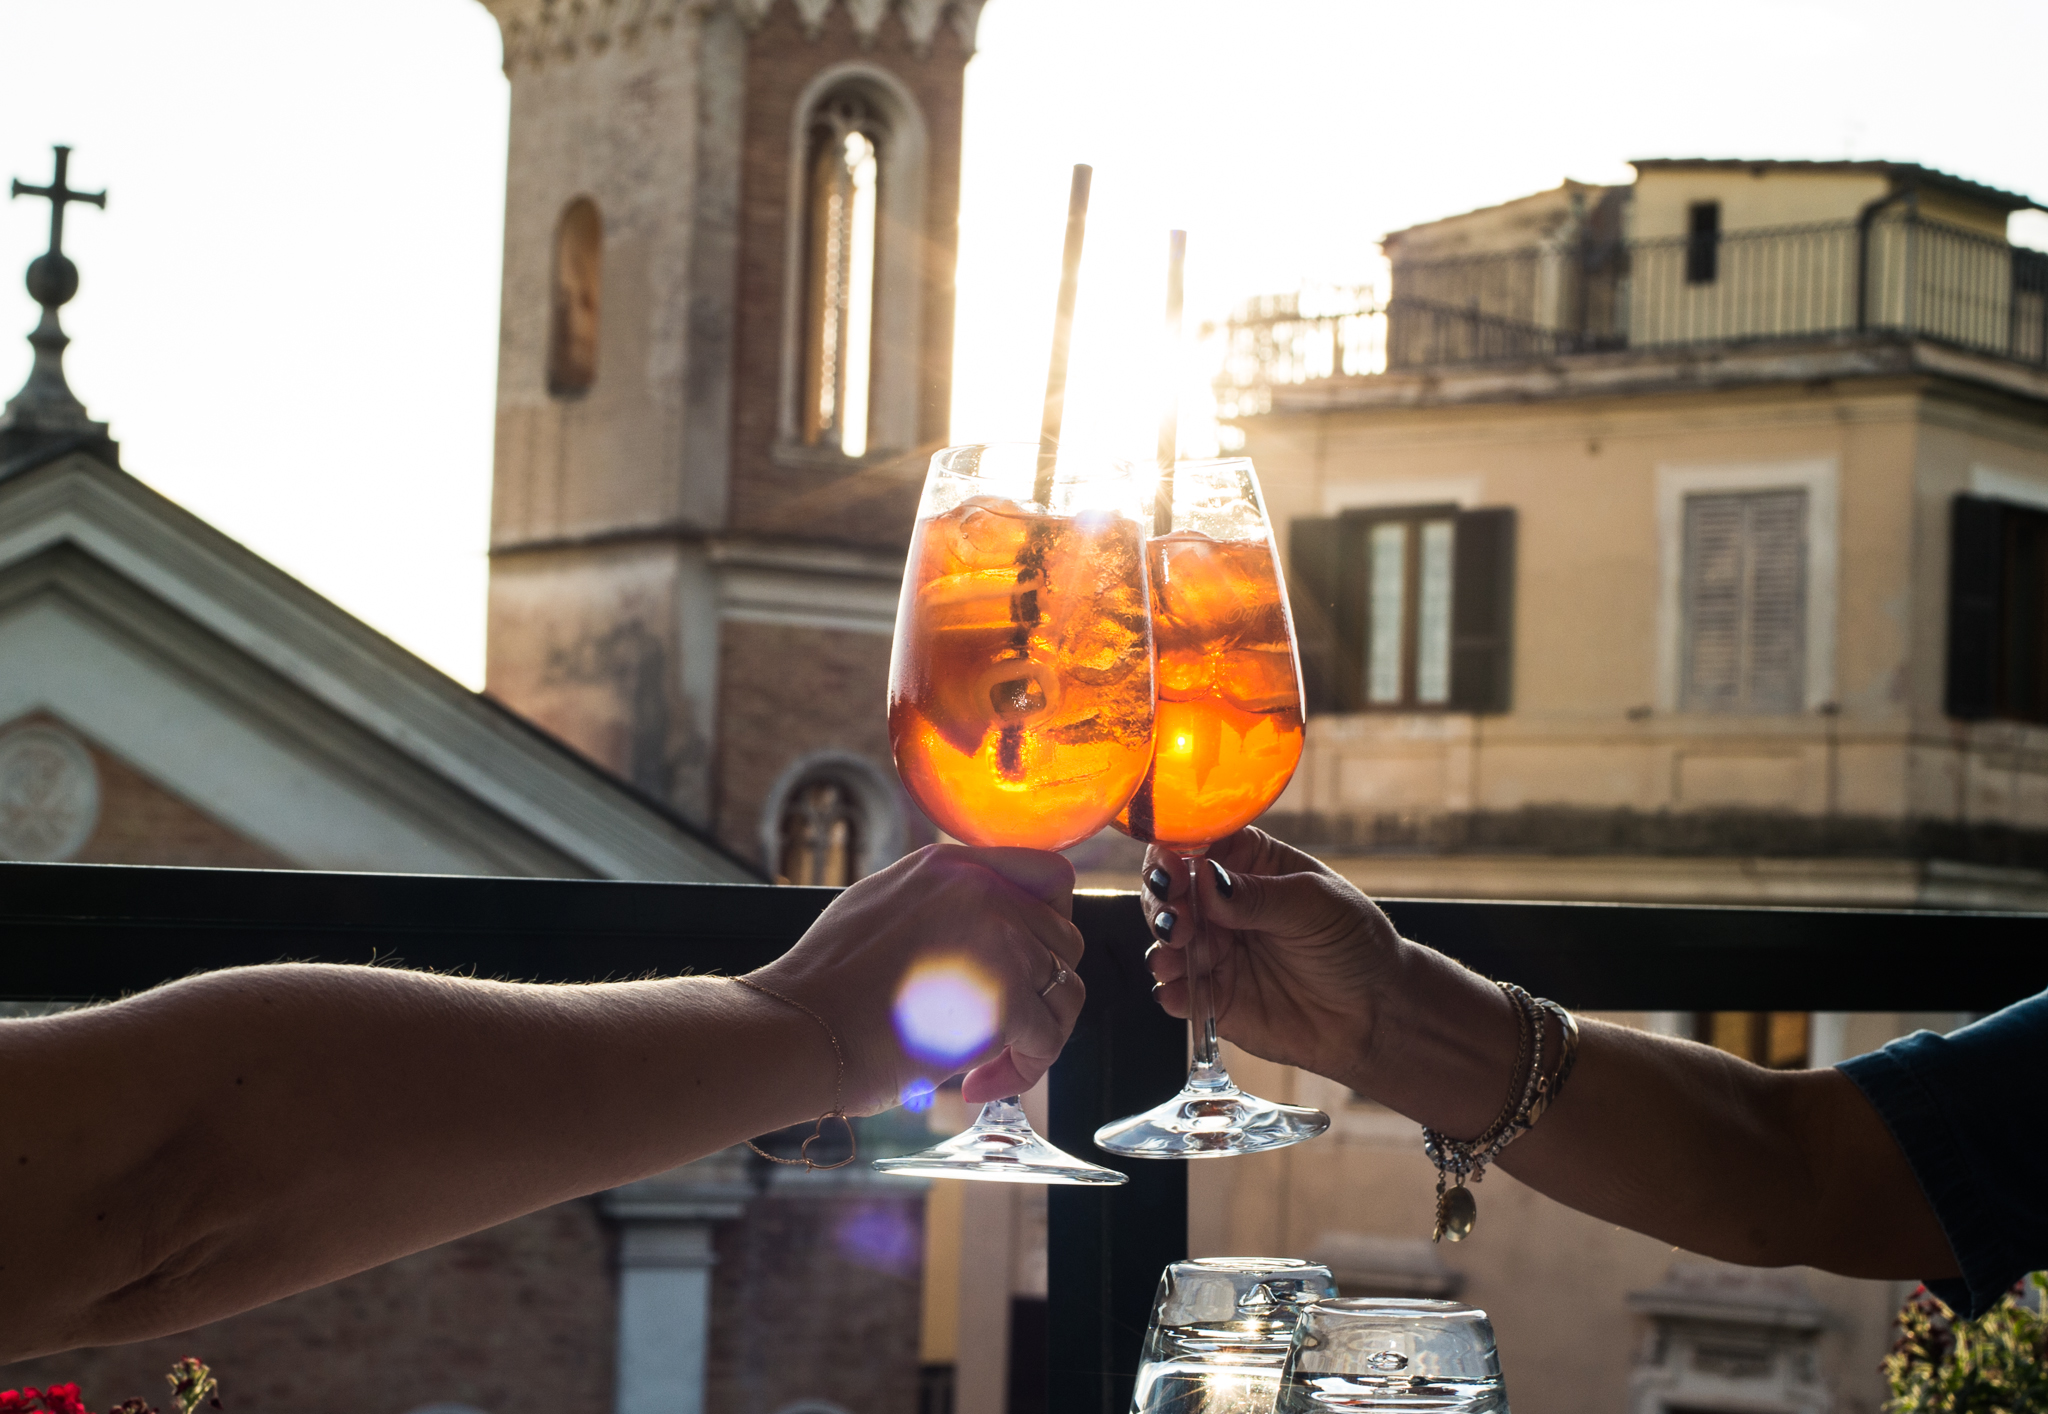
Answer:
1421, 981, 1580, 1243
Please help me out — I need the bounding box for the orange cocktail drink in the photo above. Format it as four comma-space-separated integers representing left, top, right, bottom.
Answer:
1117, 531, 1303, 851
890, 490, 1155, 852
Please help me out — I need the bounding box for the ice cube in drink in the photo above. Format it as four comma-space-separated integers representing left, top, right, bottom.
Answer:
889, 499, 1156, 851
1116, 531, 1304, 851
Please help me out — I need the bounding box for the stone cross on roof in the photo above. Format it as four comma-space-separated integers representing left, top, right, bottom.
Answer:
13, 145, 106, 262
0, 145, 119, 479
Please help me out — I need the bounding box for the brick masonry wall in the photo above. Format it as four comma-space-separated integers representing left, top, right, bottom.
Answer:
727, 3, 966, 535
715, 618, 930, 869
706, 1190, 925, 1414
0, 1203, 615, 1414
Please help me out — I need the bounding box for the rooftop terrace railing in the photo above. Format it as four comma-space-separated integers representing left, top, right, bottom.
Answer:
4, 860, 2046, 1414
1218, 214, 2048, 412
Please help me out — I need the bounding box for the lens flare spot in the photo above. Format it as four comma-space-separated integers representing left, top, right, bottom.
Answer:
894, 957, 1000, 1065
834, 1201, 921, 1275
900, 1078, 937, 1113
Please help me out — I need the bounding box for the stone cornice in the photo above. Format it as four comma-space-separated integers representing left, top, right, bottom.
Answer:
479, 0, 984, 71
1255, 335, 2048, 418
481, 0, 699, 72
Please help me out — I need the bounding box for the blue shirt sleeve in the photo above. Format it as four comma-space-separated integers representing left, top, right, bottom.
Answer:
1836, 990, 2048, 1318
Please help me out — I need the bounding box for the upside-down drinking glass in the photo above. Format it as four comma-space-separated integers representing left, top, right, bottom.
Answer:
1094, 457, 1330, 1159
1133, 1257, 1339, 1414
873, 443, 1155, 1185
1274, 1298, 1507, 1413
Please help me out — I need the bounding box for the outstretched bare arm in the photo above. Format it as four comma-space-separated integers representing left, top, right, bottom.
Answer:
1142, 828, 1954, 1279
0, 845, 1085, 1362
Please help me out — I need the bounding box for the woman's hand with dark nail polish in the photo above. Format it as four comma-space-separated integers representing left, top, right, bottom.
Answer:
1144, 866, 1174, 899
1210, 860, 1233, 898
1141, 825, 1401, 1085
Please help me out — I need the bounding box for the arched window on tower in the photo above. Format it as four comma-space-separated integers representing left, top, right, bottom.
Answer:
548, 197, 602, 398
776, 775, 865, 887
800, 94, 883, 457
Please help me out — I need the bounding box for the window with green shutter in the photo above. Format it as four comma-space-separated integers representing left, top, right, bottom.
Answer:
1287, 506, 1515, 715
1947, 493, 2048, 724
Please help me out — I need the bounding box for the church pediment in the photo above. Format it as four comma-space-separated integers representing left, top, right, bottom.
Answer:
0, 453, 755, 881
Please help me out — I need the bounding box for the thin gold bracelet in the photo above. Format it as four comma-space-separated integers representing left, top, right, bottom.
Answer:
731, 975, 856, 1172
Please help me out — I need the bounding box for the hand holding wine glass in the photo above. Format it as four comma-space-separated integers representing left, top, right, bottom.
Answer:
1094, 456, 1332, 1158
1137, 827, 1401, 1090
748, 842, 1089, 1112
873, 442, 1154, 1185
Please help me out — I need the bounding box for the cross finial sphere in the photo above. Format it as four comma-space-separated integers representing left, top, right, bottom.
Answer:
2, 144, 118, 468
11, 146, 108, 287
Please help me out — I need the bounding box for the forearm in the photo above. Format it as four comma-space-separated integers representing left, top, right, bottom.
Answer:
1347, 941, 1953, 1277
1495, 1023, 1836, 1265
0, 964, 833, 1357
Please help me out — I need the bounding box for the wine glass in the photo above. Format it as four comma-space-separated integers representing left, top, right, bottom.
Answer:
872, 442, 1154, 1185
1094, 456, 1331, 1158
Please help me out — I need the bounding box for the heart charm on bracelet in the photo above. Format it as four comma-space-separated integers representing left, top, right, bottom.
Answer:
799, 1112, 857, 1171
1433, 1181, 1477, 1243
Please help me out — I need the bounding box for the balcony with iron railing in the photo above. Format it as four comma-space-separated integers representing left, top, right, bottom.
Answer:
5, 860, 2046, 1413
1216, 214, 2048, 415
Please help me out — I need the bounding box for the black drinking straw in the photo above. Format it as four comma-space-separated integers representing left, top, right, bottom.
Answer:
1036, 164, 1093, 508
1155, 228, 1186, 535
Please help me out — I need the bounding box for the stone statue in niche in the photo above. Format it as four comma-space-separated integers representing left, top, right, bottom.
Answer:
548, 197, 602, 398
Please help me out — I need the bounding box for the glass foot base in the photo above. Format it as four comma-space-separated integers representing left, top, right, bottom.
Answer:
1093, 1078, 1330, 1159
873, 1096, 1128, 1185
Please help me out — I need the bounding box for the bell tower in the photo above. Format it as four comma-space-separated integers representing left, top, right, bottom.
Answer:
477, 0, 979, 872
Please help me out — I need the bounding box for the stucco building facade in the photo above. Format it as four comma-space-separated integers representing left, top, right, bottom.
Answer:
1191, 158, 2048, 1414
1230, 159, 2048, 911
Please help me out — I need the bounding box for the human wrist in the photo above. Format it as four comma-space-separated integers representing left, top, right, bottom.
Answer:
717, 973, 849, 1126
1348, 940, 1521, 1137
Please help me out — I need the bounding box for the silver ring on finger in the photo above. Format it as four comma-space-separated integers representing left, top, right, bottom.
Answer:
1037, 949, 1072, 999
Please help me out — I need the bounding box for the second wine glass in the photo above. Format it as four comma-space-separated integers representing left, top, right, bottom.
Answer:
1094, 456, 1331, 1159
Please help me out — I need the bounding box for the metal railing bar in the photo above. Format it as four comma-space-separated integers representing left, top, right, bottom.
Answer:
6, 862, 2047, 1414
4, 862, 2044, 1011
1218, 213, 2048, 391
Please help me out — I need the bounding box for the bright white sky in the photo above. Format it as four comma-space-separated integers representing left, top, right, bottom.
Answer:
3, 0, 2045, 687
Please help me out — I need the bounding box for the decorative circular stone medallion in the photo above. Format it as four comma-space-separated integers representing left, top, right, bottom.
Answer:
0, 724, 101, 861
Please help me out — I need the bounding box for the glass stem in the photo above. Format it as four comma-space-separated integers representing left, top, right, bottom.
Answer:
1181, 849, 1230, 1088
977, 1095, 1030, 1128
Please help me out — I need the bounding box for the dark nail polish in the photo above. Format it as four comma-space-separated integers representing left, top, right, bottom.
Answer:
1210, 860, 1234, 898
1152, 909, 1177, 939
1144, 866, 1173, 899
